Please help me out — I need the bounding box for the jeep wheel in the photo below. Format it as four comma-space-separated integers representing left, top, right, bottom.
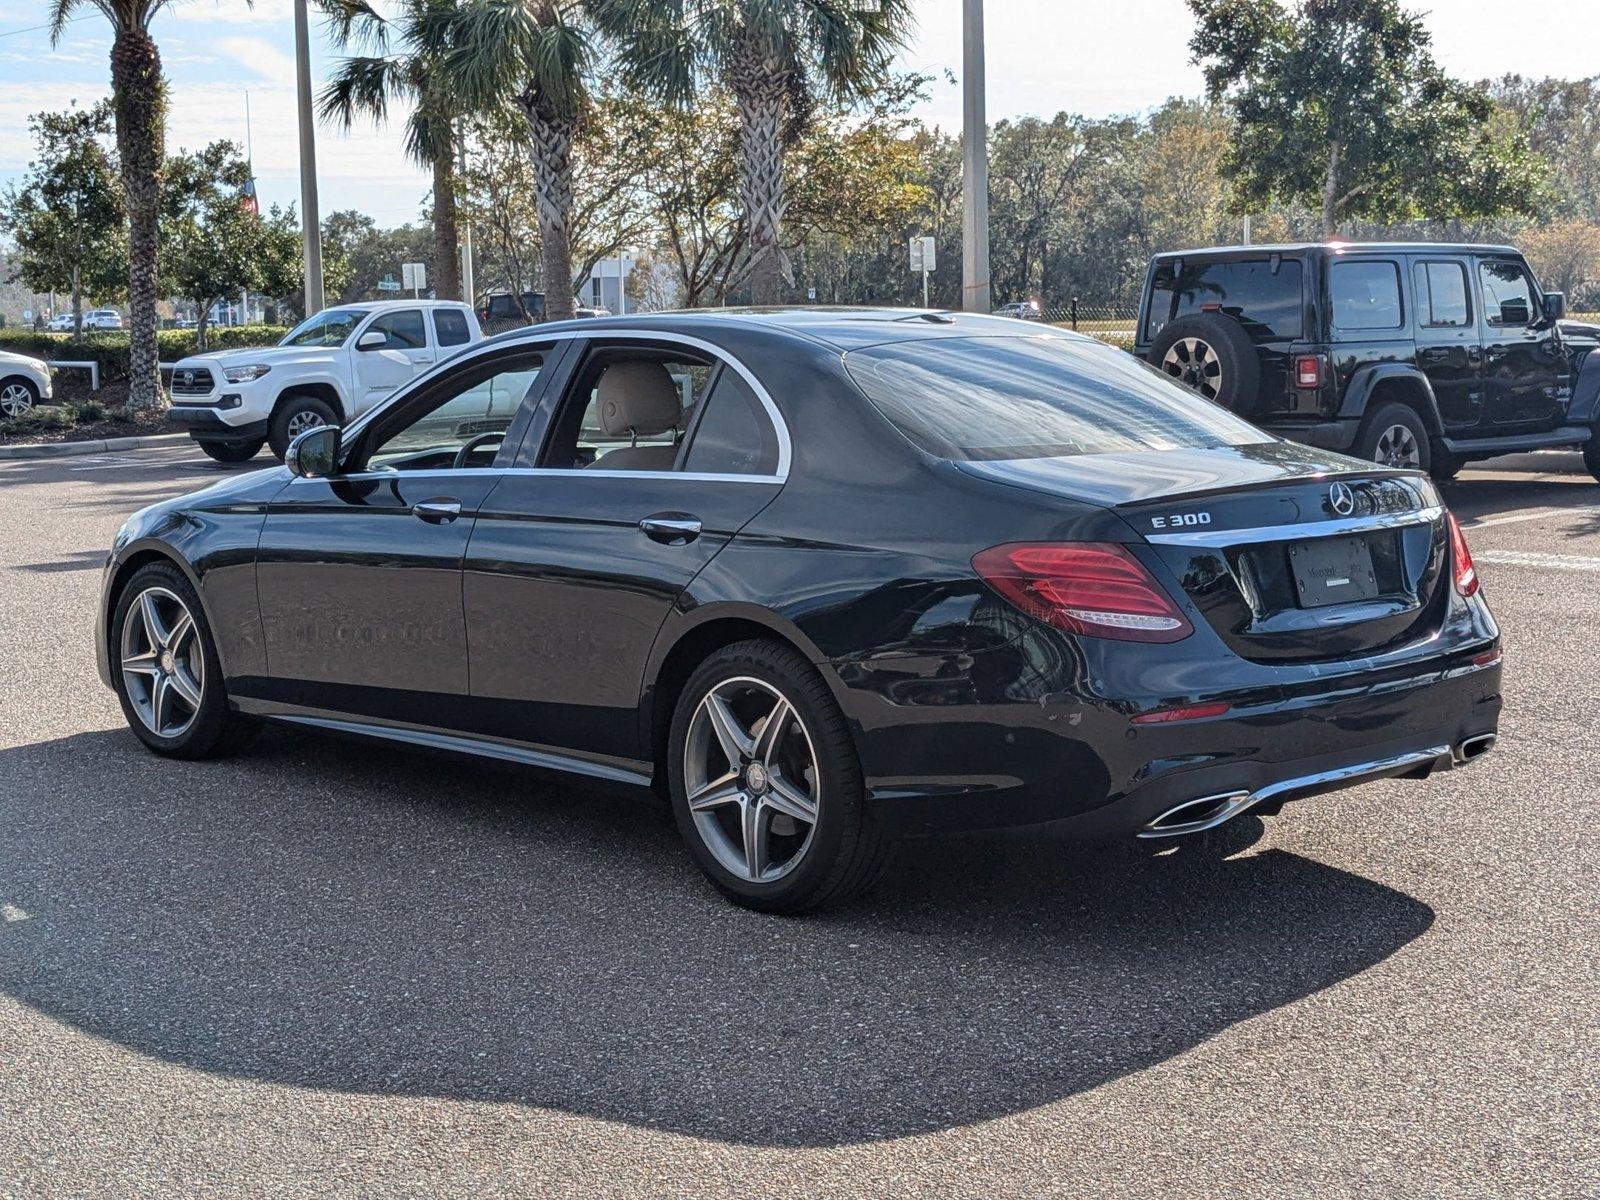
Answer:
1583, 431, 1600, 483
268, 395, 338, 460
1147, 314, 1262, 415
1357, 402, 1430, 472
196, 438, 265, 464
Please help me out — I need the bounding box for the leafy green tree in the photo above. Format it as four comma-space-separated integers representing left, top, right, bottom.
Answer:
0, 101, 126, 335
1189, 0, 1544, 237
47, 0, 191, 410
318, 0, 467, 300
595, 0, 914, 304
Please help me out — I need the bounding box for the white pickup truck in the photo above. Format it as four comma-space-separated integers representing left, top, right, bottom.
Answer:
166, 300, 484, 462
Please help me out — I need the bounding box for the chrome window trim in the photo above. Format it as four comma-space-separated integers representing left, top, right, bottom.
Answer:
339, 326, 793, 482
1145, 505, 1443, 547
321, 466, 785, 486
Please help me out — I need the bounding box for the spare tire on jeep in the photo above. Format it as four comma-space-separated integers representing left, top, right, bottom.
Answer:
1147, 314, 1262, 415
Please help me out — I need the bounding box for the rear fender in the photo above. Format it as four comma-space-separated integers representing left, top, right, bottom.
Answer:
1338, 364, 1444, 435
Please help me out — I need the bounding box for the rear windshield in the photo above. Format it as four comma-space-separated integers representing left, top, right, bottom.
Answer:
844, 335, 1273, 462
1146, 257, 1303, 339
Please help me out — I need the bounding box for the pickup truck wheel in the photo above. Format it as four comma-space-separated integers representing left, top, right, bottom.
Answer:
1356, 402, 1430, 472
196, 438, 264, 464
268, 395, 338, 460
1583, 433, 1600, 483
1148, 314, 1261, 415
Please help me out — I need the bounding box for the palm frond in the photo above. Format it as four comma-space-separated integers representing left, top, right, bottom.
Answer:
317, 54, 415, 130
315, 0, 391, 53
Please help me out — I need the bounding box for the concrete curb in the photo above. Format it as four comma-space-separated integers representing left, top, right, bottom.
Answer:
0, 432, 190, 461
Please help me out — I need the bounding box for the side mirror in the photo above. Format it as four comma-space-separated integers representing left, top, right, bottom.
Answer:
285, 424, 342, 479
1543, 291, 1566, 322
356, 330, 387, 351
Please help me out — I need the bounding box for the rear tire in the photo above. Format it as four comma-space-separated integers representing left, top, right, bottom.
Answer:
1356, 402, 1430, 472
1584, 431, 1600, 483
1147, 314, 1262, 415
196, 438, 264, 463
110, 562, 258, 760
268, 394, 338, 460
667, 639, 888, 914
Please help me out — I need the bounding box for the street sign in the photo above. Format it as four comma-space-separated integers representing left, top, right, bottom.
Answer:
401, 262, 426, 295
908, 235, 935, 273
807, 287, 817, 301
377, 276, 401, 293
22, 309, 31, 323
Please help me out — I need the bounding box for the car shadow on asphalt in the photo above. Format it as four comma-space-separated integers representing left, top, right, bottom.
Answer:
0, 727, 1434, 1149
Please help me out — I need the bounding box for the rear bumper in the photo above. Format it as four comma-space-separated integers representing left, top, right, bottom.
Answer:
168, 407, 267, 443
1260, 417, 1360, 452
855, 648, 1502, 840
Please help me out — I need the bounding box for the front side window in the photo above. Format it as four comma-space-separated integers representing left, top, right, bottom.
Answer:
367, 309, 428, 350
1329, 260, 1403, 330
280, 307, 369, 348
845, 335, 1272, 462
367, 355, 544, 471
683, 371, 780, 476
1416, 261, 1471, 328
434, 308, 471, 347
1478, 260, 1537, 326
1145, 258, 1304, 339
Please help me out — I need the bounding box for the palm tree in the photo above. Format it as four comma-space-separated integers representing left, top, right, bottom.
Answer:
595, 0, 914, 305
48, 0, 176, 411
433, 0, 593, 321
318, 0, 465, 301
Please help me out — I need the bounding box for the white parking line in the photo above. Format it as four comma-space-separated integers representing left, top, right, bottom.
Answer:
1477, 550, 1600, 572
1467, 505, 1600, 529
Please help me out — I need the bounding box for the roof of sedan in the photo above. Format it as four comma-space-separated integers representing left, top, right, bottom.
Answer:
486, 307, 1080, 351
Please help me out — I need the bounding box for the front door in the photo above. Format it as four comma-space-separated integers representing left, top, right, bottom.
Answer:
1476, 256, 1564, 431
462, 339, 786, 762
1411, 257, 1483, 432
250, 348, 550, 725
353, 308, 435, 413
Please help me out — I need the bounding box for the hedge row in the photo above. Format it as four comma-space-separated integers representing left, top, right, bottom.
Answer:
0, 326, 290, 386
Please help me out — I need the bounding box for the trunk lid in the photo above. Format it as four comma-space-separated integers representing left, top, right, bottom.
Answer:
956, 444, 1449, 663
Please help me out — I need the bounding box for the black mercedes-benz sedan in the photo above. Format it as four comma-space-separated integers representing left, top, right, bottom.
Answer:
96, 309, 1502, 912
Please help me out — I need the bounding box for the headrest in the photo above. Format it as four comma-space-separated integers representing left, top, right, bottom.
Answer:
595, 361, 681, 438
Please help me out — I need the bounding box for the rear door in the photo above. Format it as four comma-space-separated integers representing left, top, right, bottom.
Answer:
461, 335, 786, 760
1475, 255, 1564, 431
1411, 256, 1483, 432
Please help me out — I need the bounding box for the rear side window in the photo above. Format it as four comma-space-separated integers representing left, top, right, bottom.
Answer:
1145, 258, 1303, 339
1415, 261, 1471, 328
1330, 260, 1404, 330
368, 309, 427, 349
845, 335, 1272, 462
683, 371, 780, 476
434, 308, 471, 347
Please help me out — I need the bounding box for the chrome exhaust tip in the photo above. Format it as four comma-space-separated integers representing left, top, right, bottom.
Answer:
1452, 733, 1497, 766
1137, 790, 1257, 839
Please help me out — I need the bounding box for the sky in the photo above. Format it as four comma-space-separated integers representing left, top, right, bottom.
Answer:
1, 0, 1598, 224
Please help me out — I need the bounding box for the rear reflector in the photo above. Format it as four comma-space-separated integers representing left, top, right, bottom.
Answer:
1294, 354, 1323, 389
1446, 511, 1479, 596
1131, 701, 1231, 725
972, 543, 1194, 643
1471, 647, 1501, 667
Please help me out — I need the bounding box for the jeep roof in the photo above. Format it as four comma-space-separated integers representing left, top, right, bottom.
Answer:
1150, 242, 1522, 260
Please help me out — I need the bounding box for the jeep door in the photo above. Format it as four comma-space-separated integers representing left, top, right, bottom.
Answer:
1411, 257, 1483, 433
1475, 256, 1563, 431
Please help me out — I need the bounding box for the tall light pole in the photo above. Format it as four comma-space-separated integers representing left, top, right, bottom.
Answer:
457, 122, 475, 306
961, 0, 990, 313
294, 0, 325, 315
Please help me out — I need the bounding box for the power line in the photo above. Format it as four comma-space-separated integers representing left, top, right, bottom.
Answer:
0, 14, 93, 40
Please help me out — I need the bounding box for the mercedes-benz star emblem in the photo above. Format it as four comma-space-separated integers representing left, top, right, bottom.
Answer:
1329, 481, 1356, 516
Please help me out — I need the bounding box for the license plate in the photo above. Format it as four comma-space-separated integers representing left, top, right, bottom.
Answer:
1288, 536, 1379, 608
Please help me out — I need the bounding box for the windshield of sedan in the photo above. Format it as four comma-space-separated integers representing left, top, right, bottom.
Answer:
278, 308, 370, 348
844, 334, 1273, 461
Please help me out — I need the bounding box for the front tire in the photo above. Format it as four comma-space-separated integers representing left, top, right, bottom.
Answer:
110, 562, 258, 759
1584, 430, 1600, 483
1356, 402, 1430, 472
667, 640, 888, 914
267, 394, 338, 460
0, 376, 40, 418
196, 438, 264, 463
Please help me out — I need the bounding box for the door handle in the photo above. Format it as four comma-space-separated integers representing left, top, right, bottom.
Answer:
640, 513, 702, 544
413, 498, 462, 524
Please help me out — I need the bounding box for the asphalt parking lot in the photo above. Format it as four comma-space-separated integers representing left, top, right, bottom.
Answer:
1, 443, 1596, 1198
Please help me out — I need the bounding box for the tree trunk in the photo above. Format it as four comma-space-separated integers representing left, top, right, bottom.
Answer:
731, 44, 789, 306
1321, 141, 1341, 239
71, 265, 82, 338
518, 93, 576, 322
432, 147, 462, 302
111, 27, 166, 411
196, 303, 210, 353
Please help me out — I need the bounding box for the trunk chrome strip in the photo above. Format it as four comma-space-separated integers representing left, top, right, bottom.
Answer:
1144, 505, 1443, 547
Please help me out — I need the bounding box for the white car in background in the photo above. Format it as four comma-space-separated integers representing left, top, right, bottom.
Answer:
48, 313, 76, 332
82, 309, 124, 330
165, 299, 484, 462
0, 350, 54, 418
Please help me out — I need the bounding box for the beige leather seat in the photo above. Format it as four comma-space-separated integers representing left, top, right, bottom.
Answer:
590, 360, 682, 470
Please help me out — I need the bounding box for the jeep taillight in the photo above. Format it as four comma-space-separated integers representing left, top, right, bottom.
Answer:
972, 543, 1193, 643
1294, 354, 1324, 389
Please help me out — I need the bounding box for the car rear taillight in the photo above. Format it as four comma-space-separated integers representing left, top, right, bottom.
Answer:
1294, 354, 1324, 389
972, 543, 1193, 643
1446, 512, 1479, 597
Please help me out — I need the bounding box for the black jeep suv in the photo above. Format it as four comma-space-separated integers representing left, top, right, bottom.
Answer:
1135, 243, 1600, 480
